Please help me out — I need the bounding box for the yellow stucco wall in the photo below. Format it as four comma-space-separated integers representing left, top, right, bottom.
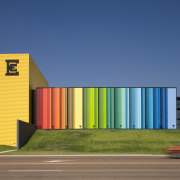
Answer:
0, 54, 48, 146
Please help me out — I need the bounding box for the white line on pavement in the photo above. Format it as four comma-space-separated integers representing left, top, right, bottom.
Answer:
0, 150, 16, 154
8, 170, 64, 172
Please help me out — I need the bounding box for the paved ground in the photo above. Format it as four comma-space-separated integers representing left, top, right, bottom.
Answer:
0, 155, 180, 180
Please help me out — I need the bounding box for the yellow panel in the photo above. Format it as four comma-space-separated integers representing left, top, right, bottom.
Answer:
29, 56, 48, 123
73, 88, 83, 129
0, 54, 29, 146
0, 54, 48, 146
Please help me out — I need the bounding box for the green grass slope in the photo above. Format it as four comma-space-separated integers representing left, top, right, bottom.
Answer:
5, 130, 180, 155
0, 145, 16, 152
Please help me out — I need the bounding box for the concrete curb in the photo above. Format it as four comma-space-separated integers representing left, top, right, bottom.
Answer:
0, 154, 168, 157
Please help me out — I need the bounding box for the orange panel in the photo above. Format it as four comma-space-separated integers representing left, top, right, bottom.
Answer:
39, 88, 43, 129
65, 88, 68, 129
42, 88, 47, 129
46, 88, 51, 129
52, 88, 60, 129
68, 88, 73, 129
60, 88, 66, 129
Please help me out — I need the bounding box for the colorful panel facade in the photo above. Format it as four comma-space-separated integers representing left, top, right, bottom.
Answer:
36, 87, 176, 130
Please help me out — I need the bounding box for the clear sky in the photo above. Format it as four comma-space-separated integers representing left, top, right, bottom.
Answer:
0, 0, 180, 94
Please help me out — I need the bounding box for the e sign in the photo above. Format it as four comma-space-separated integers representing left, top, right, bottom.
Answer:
5, 60, 19, 76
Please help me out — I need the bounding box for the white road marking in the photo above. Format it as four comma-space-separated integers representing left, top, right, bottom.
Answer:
0, 150, 16, 154
44, 160, 71, 163
8, 170, 64, 172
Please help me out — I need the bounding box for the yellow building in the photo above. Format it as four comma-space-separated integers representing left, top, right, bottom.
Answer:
0, 54, 48, 146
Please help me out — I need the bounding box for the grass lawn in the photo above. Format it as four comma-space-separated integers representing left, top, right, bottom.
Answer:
0, 145, 16, 152
4, 129, 180, 155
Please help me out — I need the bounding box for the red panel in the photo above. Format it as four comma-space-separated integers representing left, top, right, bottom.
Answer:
52, 88, 60, 129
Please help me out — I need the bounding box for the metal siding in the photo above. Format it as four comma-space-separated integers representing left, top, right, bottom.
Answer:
99, 88, 106, 129
0, 54, 29, 146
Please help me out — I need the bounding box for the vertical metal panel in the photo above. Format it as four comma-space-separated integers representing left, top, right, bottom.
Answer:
36, 88, 40, 129
130, 88, 141, 129
106, 88, 111, 129
86, 88, 95, 129
94, 88, 99, 129
125, 88, 129, 129
68, 88, 73, 129
99, 88, 106, 129
167, 88, 176, 129
110, 88, 115, 129
161, 88, 166, 129
73, 88, 83, 129
121, 88, 126, 129
153, 88, 160, 129
46, 88, 51, 129
115, 88, 121, 129
146, 88, 153, 129
60, 88, 66, 129
52, 88, 60, 129
83, 88, 87, 129
141, 88, 145, 129
115, 88, 126, 129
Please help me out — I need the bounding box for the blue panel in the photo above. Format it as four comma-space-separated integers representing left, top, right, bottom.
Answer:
165, 88, 168, 129
141, 88, 145, 129
153, 88, 160, 129
161, 88, 166, 129
167, 88, 176, 129
146, 88, 153, 129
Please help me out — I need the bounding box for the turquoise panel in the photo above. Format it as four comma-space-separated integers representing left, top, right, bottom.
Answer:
121, 88, 126, 129
125, 88, 129, 129
130, 88, 141, 129
115, 88, 121, 129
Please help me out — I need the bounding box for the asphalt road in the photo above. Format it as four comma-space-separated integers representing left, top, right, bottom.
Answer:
0, 155, 180, 180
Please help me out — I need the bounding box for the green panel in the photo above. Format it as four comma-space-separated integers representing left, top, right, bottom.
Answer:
94, 88, 98, 129
99, 88, 107, 129
87, 88, 94, 129
110, 88, 114, 128
83, 88, 87, 129
106, 88, 111, 129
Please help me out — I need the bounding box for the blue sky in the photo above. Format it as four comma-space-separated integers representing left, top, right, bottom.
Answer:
0, 0, 180, 94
